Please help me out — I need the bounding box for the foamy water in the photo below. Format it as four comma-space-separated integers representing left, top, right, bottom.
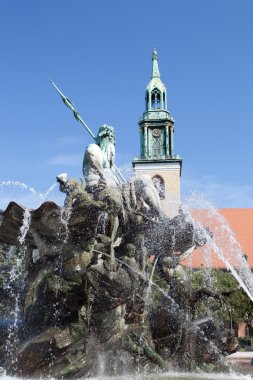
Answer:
88, 373, 253, 380
0, 371, 252, 380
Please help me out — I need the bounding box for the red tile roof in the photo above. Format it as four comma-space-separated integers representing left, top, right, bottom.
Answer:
182, 208, 253, 269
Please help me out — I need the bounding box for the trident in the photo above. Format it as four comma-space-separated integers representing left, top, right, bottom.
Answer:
50, 80, 126, 183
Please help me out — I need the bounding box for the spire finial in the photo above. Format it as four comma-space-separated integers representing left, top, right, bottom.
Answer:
151, 48, 160, 78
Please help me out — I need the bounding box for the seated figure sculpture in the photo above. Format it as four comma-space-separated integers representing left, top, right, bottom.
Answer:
83, 124, 119, 191
81, 124, 123, 270
59, 123, 163, 273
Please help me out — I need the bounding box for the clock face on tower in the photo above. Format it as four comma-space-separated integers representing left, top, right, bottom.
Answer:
152, 128, 161, 138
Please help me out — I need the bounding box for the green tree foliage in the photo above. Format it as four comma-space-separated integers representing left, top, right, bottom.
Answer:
191, 269, 253, 327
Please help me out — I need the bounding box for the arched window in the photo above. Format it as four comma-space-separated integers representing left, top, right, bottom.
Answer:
152, 175, 165, 199
151, 88, 161, 110
145, 91, 149, 110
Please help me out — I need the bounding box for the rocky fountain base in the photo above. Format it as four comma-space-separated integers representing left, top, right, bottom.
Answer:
0, 172, 239, 379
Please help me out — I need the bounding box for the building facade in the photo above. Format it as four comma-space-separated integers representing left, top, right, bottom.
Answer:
132, 49, 182, 217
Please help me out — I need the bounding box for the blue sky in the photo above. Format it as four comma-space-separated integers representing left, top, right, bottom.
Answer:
0, 0, 253, 209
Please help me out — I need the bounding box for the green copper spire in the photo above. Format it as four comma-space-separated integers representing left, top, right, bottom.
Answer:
144, 49, 168, 114
137, 49, 176, 160
152, 48, 160, 78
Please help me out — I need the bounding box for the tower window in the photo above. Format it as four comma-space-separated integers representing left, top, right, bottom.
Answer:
151, 88, 161, 110
152, 175, 165, 199
145, 91, 149, 110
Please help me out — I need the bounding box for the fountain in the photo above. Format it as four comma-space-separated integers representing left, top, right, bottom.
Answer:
0, 118, 249, 379
0, 78, 252, 378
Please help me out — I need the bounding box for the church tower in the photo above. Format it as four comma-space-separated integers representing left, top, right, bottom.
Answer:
132, 49, 182, 217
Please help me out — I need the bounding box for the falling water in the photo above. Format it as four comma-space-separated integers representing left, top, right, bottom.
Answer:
60, 206, 72, 243
0, 181, 39, 196
144, 256, 159, 307
184, 194, 253, 302
4, 208, 32, 365
93, 248, 180, 313
41, 182, 58, 201
18, 208, 31, 245
49, 205, 73, 325
0, 180, 63, 210
208, 237, 253, 301
1, 189, 253, 377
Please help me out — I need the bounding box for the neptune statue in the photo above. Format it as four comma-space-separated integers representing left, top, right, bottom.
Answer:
83, 124, 119, 190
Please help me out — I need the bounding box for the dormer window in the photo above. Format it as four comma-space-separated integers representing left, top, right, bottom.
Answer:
151, 88, 161, 110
